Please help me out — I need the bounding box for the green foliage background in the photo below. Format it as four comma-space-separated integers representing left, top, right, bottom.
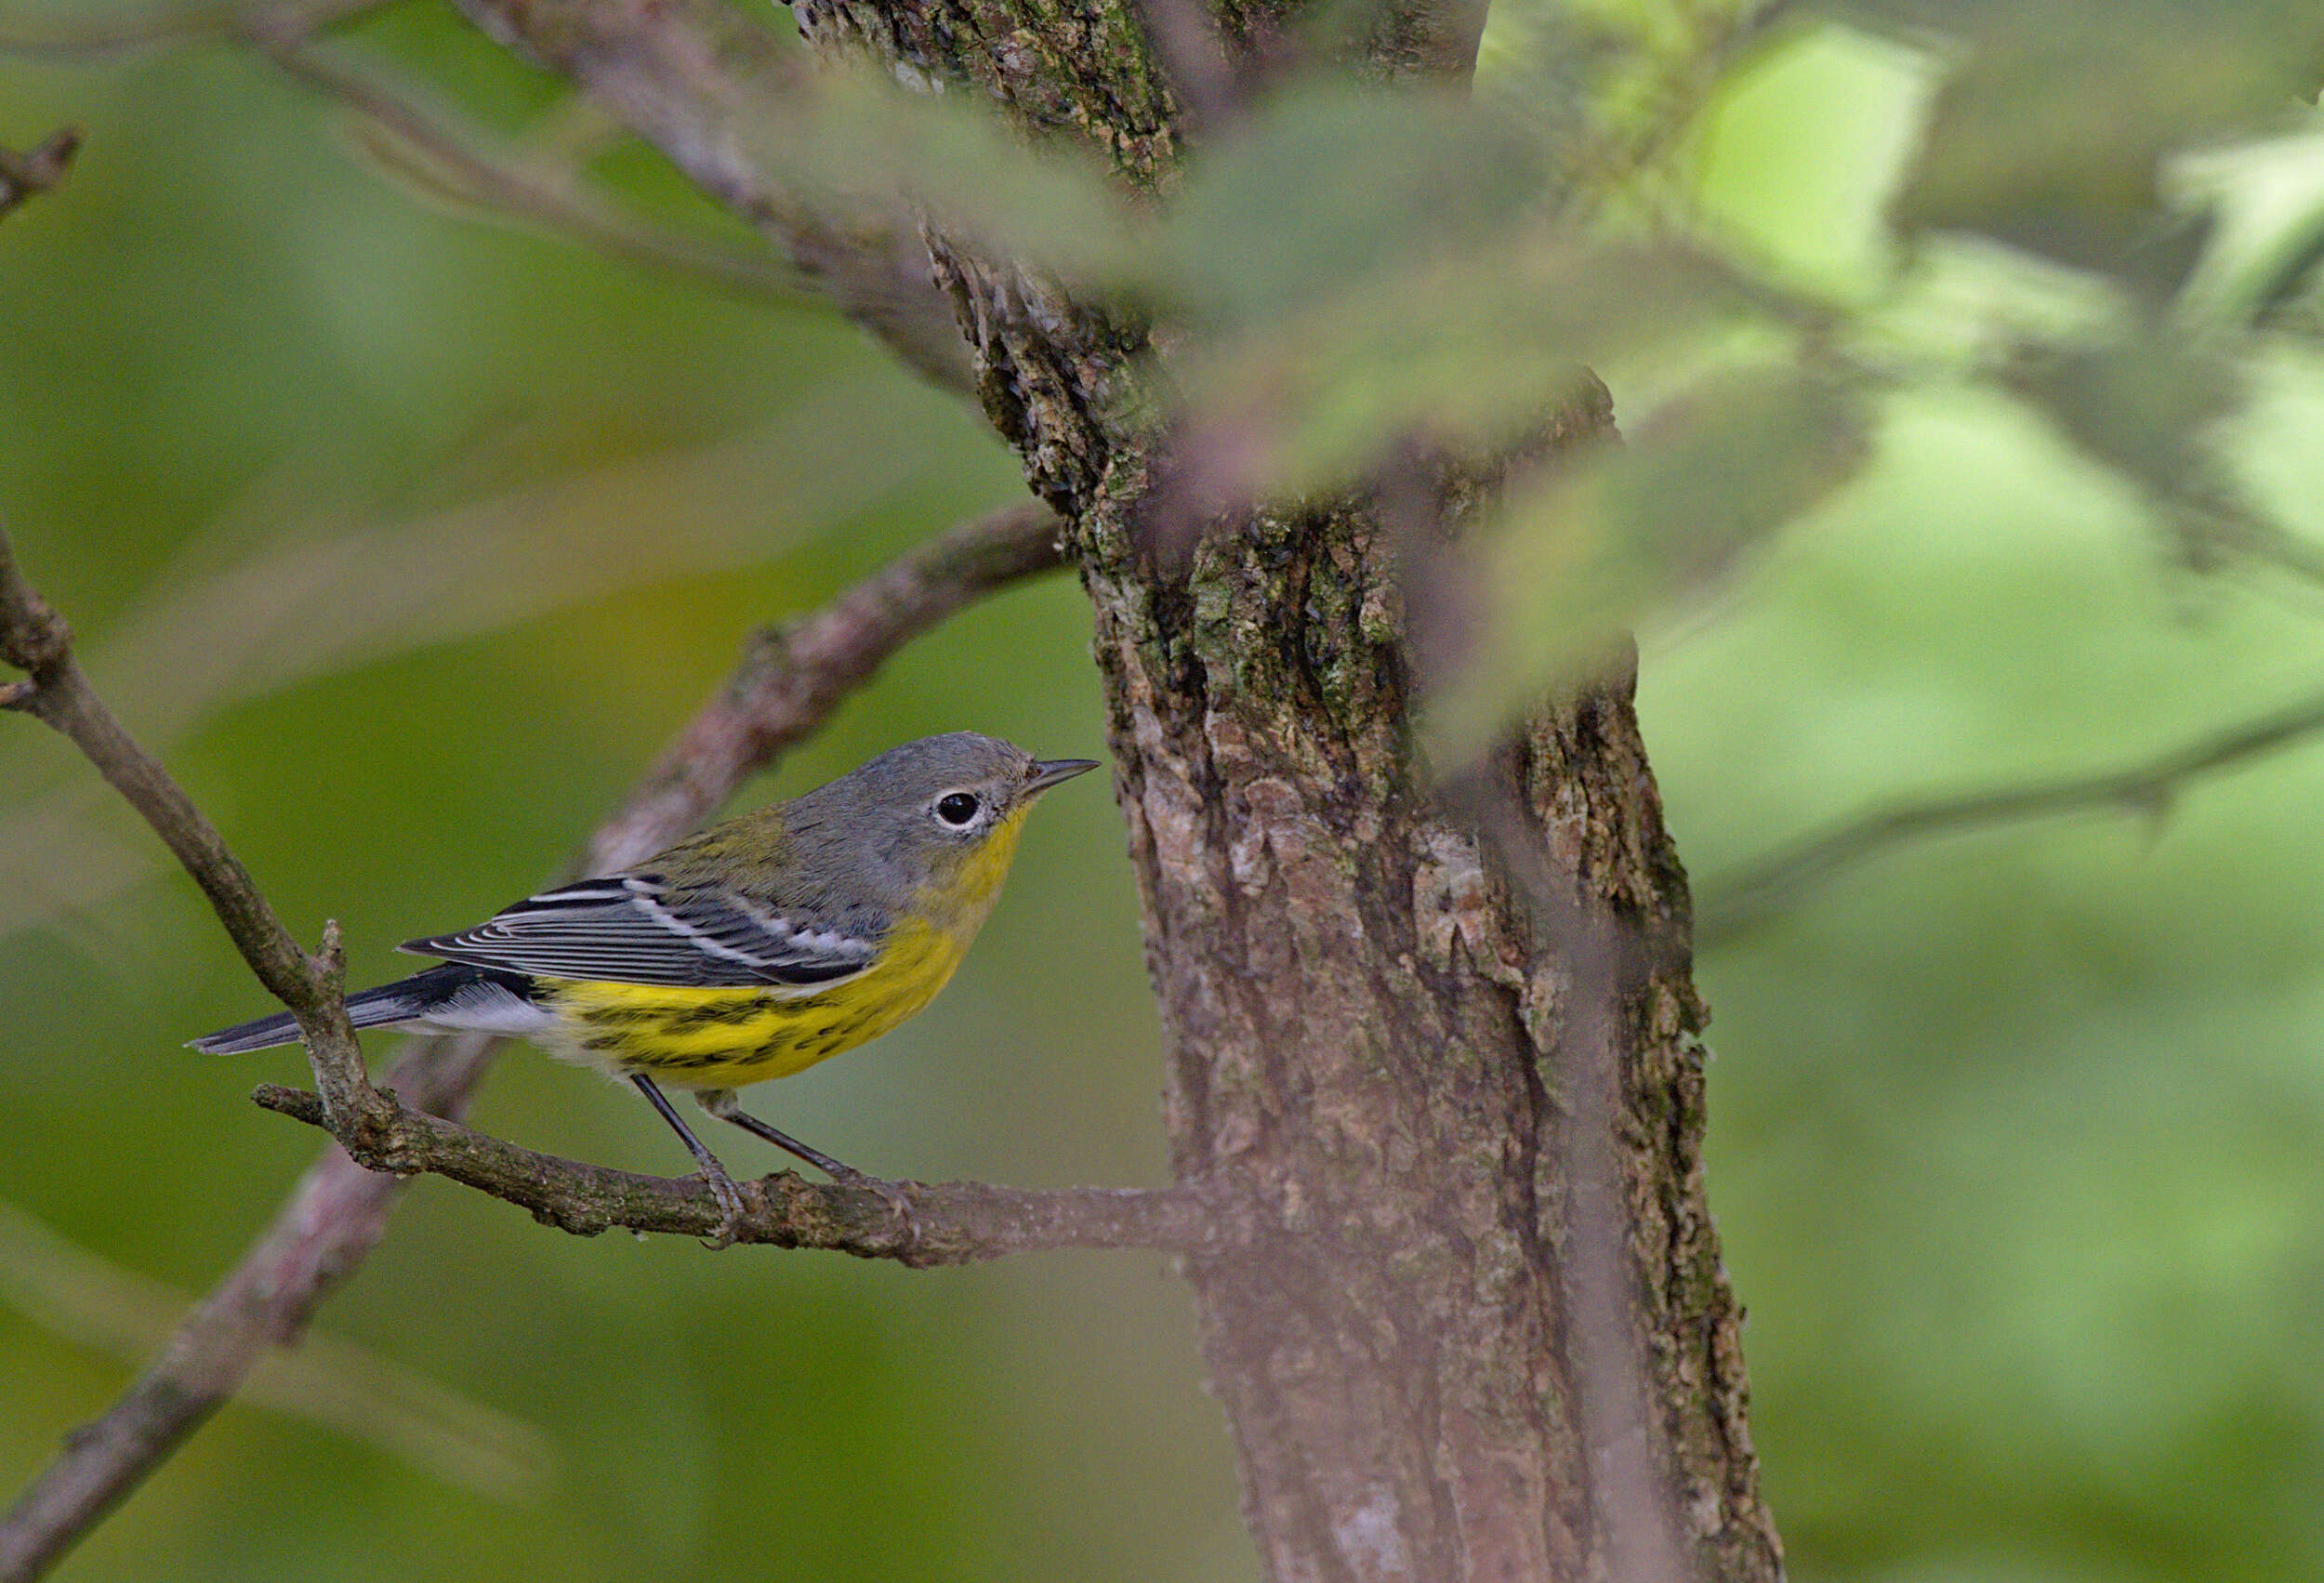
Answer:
3, 3, 2322, 1579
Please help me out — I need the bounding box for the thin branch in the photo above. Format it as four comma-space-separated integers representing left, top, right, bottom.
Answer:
0, 129, 78, 221
0, 1028, 497, 1583
442, 0, 975, 390
265, 39, 814, 307
253, 1085, 1229, 1264
2, 0, 968, 386
1697, 681, 2324, 945
0, 528, 389, 1143
0, 499, 1065, 1583
0, 1199, 553, 1503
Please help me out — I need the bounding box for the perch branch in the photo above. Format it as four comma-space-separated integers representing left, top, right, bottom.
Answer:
0, 498, 1065, 1583
253, 1084, 1230, 1264
1698, 680, 2324, 944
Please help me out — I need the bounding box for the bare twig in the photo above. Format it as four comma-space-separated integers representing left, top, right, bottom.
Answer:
0, 129, 78, 220
2, 0, 788, 316
0, 0, 967, 385
0, 500, 1065, 1583
1697, 681, 2324, 945
266, 39, 814, 306
0, 528, 388, 1143
0, 1029, 497, 1583
0, 1200, 553, 1502
252, 1084, 1229, 1263
442, 0, 974, 389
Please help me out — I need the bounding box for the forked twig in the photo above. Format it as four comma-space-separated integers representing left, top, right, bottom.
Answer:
1699, 681, 2324, 943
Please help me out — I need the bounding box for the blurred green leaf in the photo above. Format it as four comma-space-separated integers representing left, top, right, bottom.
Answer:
740, 74, 1567, 323
1996, 324, 2294, 581
1170, 237, 1763, 502
738, 67, 1154, 290
2172, 112, 2324, 328
1427, 364, 1869, 755
1853, 0, 2324, 282
2006, 329, 2246, 506
1858, 233, 2127, 373
1165, 83, 1552, 323
1477, 0, 1782, 195
1688, 22, 1939, 297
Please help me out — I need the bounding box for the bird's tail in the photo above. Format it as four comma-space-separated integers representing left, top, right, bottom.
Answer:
188, 963, 542, 1054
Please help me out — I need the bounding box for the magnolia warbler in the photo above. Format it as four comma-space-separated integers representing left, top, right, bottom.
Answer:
193, 732, 1098, 1238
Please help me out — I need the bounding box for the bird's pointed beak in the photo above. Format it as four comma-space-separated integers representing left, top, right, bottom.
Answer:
1026, 758, 1101, 793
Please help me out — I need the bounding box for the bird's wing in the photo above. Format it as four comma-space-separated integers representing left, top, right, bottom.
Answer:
400, 874, 879, 989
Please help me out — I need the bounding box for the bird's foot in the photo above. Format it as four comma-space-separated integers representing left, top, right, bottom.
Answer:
697, 1163, 749, 1250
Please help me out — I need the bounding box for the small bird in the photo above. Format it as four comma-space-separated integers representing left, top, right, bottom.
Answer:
193, 732, 1099, 1241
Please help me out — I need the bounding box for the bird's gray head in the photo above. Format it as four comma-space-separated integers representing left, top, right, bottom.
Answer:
839, 731, 1093, 828
770, 732, 1099, 911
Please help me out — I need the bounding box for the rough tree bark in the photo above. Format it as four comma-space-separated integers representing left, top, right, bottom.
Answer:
777, 1, 1783, 1576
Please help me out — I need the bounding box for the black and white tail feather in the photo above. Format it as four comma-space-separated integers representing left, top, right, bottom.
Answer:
187, 963, 552, 1054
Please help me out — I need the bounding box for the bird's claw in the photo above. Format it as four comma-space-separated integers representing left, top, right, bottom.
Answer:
698, 1166, 749, 1250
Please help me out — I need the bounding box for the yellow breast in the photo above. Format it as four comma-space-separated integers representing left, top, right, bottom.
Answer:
535, 918, 969, 1088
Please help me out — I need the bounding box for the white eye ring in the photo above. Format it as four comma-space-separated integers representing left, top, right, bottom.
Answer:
934, 791, 983, 828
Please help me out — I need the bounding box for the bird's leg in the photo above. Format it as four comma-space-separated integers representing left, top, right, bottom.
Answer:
694, 1088, 918, 1238
693, 1087, 862, 1177
630, 1074, 747, 1248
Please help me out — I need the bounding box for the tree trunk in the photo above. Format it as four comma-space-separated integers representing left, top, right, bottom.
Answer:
1086, 498, 1783, 1582
791, 5, 1783, 1576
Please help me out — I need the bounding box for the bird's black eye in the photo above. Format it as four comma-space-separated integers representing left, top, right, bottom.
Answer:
935, 792, 982, 827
